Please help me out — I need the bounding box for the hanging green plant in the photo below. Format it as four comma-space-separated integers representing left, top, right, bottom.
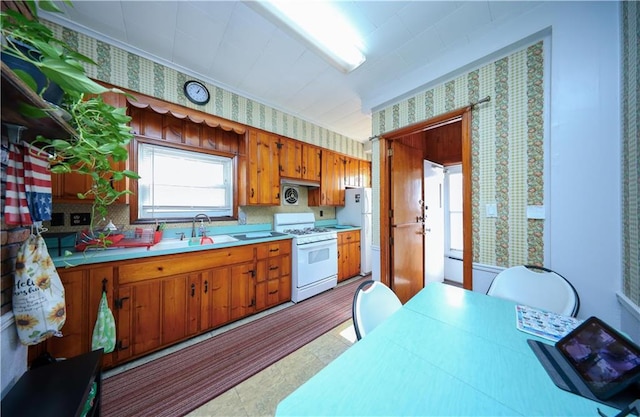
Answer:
1, 0, 140, 240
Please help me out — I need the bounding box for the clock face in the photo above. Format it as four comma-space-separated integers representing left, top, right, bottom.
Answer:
184, 80, 210, 105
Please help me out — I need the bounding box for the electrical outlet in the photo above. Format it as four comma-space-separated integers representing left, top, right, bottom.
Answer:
320, 210, 323, 217
71, 213, 91, 226
50, 212, 64, 226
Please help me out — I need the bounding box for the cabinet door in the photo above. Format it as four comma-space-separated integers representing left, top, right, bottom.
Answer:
247, 129, 280, 205
36, 266, 115, 366
230, 262, 255, 320
344, 157, 360, 188
360, 160, 372, 188
279, 137, 302, 179
209, 267, 231, 328
161, 274, 189, 345
309, 150, 344, 206
302, 144, 321, 182
128, 280, 162, 357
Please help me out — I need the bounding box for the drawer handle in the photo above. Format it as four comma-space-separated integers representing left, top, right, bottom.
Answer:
243, 269, 255, 277
268, 290, 278, 295
204, 280, 208, 294
269, 266, 279, 271
251, 188, 255, 198
191, 283, 196, 297
269, 248, 279, 253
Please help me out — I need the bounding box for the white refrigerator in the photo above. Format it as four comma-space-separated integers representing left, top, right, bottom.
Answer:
336, 188, 372, 275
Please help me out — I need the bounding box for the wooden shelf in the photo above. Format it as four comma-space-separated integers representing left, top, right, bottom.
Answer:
1, 61, 75, 143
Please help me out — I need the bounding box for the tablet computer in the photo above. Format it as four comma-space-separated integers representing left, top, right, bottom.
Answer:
556, 316, 640, 400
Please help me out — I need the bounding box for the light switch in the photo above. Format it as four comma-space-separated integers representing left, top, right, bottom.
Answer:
486, 203, 497, 218
527, 205, 546, 219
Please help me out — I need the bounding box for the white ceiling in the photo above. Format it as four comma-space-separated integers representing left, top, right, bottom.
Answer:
43, 1, 540, 143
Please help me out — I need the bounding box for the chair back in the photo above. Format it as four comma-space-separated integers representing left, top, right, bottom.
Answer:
352, 280, 402, 340
487, 265, 580, 316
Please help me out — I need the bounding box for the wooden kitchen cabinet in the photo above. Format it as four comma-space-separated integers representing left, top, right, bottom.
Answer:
36, 240, 292, 368
338, 230, 361, 282
360, 160, 372, 188
255, 240, 292, 311
308, 150, 345, 206
241, 129, 281, 205
50, 91, 130, 204
279, 137, 321, 183
230, 261, 257, 320
29, 265, 116, 368
344, 157, 372, 189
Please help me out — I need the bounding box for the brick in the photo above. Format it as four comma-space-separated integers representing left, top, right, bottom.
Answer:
6, 228, 30, 244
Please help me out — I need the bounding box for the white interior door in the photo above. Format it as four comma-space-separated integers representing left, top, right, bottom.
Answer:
424, 160, 444, 285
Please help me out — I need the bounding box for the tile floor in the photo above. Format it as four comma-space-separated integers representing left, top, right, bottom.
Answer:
185, 320, 357, 417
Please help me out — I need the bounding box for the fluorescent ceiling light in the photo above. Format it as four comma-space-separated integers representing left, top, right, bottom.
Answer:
248, 1, 366, 73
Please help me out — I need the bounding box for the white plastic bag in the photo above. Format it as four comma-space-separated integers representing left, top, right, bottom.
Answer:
13, 234, 66, 345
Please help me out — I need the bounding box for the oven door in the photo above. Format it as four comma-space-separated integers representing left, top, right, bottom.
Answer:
294, 238, 338, 288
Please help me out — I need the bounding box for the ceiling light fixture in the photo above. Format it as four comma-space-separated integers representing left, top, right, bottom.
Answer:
248, 1, 366, 73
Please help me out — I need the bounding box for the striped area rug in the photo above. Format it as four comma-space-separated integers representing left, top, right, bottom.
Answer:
101, 276, 366, 417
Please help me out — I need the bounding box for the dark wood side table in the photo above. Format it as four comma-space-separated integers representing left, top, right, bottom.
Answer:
1, 349, 103, 417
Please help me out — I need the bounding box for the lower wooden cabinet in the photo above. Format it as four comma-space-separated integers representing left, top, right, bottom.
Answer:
255, 240, 291, 311
33, 240, 292, 369
29, 265, 116, 368
338, 230, 361, 282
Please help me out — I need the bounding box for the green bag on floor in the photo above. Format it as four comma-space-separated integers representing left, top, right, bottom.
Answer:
91, 291, 116, 353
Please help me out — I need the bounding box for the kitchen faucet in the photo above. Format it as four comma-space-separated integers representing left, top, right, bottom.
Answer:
192, 213, 211, 237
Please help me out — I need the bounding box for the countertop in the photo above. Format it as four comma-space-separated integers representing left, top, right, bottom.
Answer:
49, 222, 360, 268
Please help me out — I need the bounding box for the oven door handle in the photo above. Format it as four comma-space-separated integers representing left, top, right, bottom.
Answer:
296, 240, 337, 251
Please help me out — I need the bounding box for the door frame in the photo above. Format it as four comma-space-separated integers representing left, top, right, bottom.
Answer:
379, 106, 473, 290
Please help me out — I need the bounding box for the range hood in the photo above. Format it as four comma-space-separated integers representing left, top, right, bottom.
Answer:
280, 178, 320, 187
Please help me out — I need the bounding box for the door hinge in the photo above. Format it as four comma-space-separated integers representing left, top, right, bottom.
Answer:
389, 209, 393, 218
388, 148, 393, 157
115, 296, 129, 309
390, 236, 394, 246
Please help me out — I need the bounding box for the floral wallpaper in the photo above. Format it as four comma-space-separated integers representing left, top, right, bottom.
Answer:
372, 42, 545, 268
622, 2, 639, 307
45, 22, 367, 160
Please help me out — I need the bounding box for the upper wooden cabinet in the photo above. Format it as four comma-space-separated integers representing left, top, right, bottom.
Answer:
240, 129, 281, 205
50, 90, 129, 204
308, 150, 345, 206
278, 137, 321, 183
344, 157, 372, 189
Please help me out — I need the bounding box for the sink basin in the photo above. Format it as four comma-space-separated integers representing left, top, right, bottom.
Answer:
232, 231, 289, 241
152, 234, 238, 250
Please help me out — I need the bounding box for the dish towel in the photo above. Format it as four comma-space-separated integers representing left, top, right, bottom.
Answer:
91, 291, 116, 353
4, 142, 52, 225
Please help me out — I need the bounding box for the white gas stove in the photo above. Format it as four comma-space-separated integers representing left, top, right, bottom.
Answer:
274, 213, 338, 302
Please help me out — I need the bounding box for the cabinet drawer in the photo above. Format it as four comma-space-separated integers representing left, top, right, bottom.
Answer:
256, 240, 291, 258
339, 230, 360, 244
118, 246, 255, 284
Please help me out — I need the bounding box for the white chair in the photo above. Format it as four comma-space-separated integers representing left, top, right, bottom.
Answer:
486, 265, 580, 317
352, 280, 402, 340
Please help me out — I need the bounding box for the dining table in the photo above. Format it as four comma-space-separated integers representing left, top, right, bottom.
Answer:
275, 282, 622, 416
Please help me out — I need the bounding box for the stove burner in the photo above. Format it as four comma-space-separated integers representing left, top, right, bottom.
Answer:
284, 227, 331, 235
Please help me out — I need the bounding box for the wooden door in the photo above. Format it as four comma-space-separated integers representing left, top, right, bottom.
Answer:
247, 130, 280, 205
390, 141, 424, 303
210, 266, 231, 327
279, 137, 302, 179
230, 262, 255, 320
302, 144, 321, 182
161, 274, 189, 345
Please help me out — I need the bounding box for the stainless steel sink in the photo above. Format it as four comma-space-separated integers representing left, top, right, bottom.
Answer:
232, 231, 289, 241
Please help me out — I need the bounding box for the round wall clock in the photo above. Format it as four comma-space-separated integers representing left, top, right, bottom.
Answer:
183, 80, 210, 105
